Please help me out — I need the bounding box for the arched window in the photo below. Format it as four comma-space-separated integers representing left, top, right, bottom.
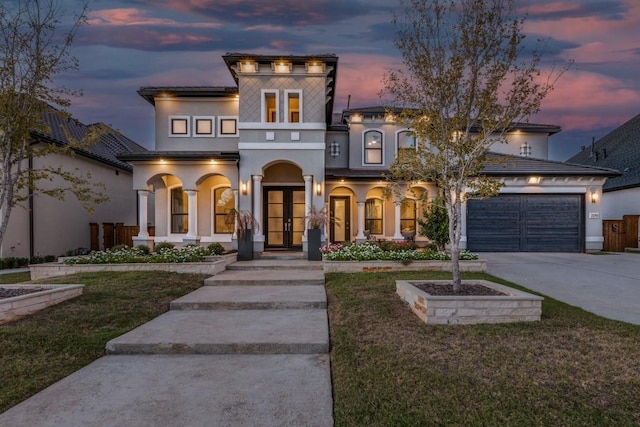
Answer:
171, 187, 188, 233
363, 130, 383, 164
400, 199, 417, 233
397, 130, 416, 154
365, 198, 383, 234
214, 187, 234, 234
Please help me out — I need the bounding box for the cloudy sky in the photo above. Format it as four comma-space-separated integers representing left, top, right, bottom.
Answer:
48, 0, 640, 160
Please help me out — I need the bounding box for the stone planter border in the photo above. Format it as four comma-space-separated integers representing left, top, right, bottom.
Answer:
30, 253, 237, 280
396, 279, 543, 325
323, 259, 486, 273
0, 284, 84, 324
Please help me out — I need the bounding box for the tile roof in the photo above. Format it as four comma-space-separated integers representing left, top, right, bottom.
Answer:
31, 107, 146, 172
566, 113, 640, 191
326, 152, 619, 180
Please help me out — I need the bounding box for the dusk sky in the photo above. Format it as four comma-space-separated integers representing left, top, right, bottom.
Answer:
51, 0, 640, 160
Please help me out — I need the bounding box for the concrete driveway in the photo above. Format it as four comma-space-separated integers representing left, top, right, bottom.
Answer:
480, 252, 640, 325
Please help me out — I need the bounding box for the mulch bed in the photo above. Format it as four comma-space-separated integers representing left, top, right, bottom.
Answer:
414, 282, 506, 296
0, 287, 48, 299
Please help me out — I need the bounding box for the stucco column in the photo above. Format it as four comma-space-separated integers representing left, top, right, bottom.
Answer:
393, 201, 403, 240
252, 175, 263, 238
356, 201, 365, 240
137, 190, 149, 237
304, 175, 313, 232
185, 190, 198, 238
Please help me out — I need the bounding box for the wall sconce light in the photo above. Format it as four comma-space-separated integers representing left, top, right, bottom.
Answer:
316, 183, 322, 196
350, 114, 363, 123
272, 61, 292, 73
238, 60, 258, 73
527, 176, 541, 184
305, 61, 325, 73
591, 190, 599, 204
384, 114, 395, 123
330, 141, 340, 157
241, 181, 248, 195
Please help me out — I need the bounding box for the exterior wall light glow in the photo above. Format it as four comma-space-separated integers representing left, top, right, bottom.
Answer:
239, 60, 258, 73
316, 183, 322, 196
306, 61, 325, 73
350, 114, 363, 123
384, 114, 395, 123
241, 181, 248, 195
272, 61, 292, 73
527, 176, 541, 184
591, 190, 599, 204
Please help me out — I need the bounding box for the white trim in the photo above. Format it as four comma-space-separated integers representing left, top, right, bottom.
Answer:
284, 89, 303, 124
238, 122, 326, 130
362, 129, 385, 166
193, 116, 215, 137
169, 116, 190, 137
218, 116, 239, 137
261, 89, 279, 123
239, 142, 325, 150
499, 187, 587, 194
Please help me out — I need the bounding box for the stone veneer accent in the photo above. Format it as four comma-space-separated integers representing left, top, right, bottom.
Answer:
323, 259, 486, 273
0, 285, 84, 324
396, 280, 543, 325
29, 254, 237, 280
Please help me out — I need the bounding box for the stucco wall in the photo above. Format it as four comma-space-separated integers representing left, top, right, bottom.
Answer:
602, 187, 640, 220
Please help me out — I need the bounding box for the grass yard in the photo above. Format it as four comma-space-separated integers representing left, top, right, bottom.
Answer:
327, 271, 640, 426
0, 271, 207, 413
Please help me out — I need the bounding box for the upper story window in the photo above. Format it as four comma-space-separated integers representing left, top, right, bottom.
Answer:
193, 116, 214, 137
169, 116, 190, 137
171, 187, 188, 233
397, 130, 416, 153
520, 142, 532, 157
262, 90, 279, 123
285, 90, 302, 123
363, 130, 383, 165
218, 116, 238, 137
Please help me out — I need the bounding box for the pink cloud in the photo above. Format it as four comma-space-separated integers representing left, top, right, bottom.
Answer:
87, 8, 221, 28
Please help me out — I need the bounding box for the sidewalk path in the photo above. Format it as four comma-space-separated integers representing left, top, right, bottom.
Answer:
0, 256, 333, 426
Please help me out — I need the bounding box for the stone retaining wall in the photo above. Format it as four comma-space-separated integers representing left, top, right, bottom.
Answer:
30, 254, 237, 280
0, 285, 84, 324
396, 279, 543, 325
323, 259, 486, 273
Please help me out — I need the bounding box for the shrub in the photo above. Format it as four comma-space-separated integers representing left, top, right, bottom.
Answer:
320, 241, 478, 263
417, 197, 450, 252
136, 245, 150, 255
109, 245, 129, 252
207, 242, 225, 255
64, 245, 212, 265
154, 242, 175, 251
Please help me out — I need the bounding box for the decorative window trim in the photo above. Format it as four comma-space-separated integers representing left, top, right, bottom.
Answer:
218, 116, 239, 137
193, 116, 215, 137
284, 89, 303, 123
169, 116, 190, 137
261, 89, 279, 123
362, 129, 384, 166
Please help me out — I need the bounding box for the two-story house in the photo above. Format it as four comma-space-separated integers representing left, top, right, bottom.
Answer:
119, 53, 617, 255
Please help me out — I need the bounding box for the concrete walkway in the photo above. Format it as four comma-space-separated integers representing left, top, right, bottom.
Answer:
481, 252, 640, 325
0, 256, 333, 426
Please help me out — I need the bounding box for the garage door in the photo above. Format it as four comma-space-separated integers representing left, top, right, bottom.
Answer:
467, 194, 584, 252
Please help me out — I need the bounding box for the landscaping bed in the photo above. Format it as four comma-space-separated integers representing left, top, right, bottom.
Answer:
0, 285, 84, 324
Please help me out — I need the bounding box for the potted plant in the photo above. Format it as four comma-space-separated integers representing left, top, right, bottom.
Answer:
225, 208, 258, 261
305, 206, 328, 261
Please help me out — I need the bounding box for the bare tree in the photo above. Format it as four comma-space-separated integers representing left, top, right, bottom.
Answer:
384, 0, 566, 291
0, 0, 107, 251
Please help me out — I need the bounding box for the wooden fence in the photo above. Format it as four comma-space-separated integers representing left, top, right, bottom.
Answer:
90, 223, 156, 251
602, 215, 639, 252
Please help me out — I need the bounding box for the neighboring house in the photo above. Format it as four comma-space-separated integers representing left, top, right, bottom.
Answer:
119, 53, 617, 254
567, 113, 640, 221
0, 108, 147, 259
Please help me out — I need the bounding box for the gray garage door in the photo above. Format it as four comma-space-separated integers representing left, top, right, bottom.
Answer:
467, 194, 584, 252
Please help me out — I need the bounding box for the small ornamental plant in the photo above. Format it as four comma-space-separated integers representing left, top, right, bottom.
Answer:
64, 245, 224, 265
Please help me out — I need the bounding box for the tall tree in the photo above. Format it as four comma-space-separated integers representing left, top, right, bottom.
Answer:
384, 0, 566, 291
0, 0, 107, 253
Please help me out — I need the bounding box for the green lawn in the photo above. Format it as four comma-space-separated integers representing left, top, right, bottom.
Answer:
326, 271, 640, 426
0, 271, 207, 412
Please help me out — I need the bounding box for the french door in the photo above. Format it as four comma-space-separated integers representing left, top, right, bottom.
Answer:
330, 196, 351, 243
264, 187, 305, 249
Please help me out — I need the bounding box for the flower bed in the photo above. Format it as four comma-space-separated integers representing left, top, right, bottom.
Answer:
64, 245, 224, 265
321, 242, 485, 273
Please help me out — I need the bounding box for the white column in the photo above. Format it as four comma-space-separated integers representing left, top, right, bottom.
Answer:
393, 201, 403, 240
357, 201, 365, 240
185, 190, 198, 238
137, 190, 149, 237
304, 175, 313, 232
252, 175, 263, 237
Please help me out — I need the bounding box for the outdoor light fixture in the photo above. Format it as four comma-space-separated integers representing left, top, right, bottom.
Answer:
272, 61, 292, 73
306, 61, 325, 73
316, 183, 322, 196
238, 60, 258, 73
350, 114, 363, 123
330, 141, 340, 157
241, 181, 248, 195
591, 189, 599, 204
527, 176, 541, 184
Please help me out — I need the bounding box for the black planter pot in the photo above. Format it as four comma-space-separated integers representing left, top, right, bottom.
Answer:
237, 228, 253, 261
307, 228, 322, 261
